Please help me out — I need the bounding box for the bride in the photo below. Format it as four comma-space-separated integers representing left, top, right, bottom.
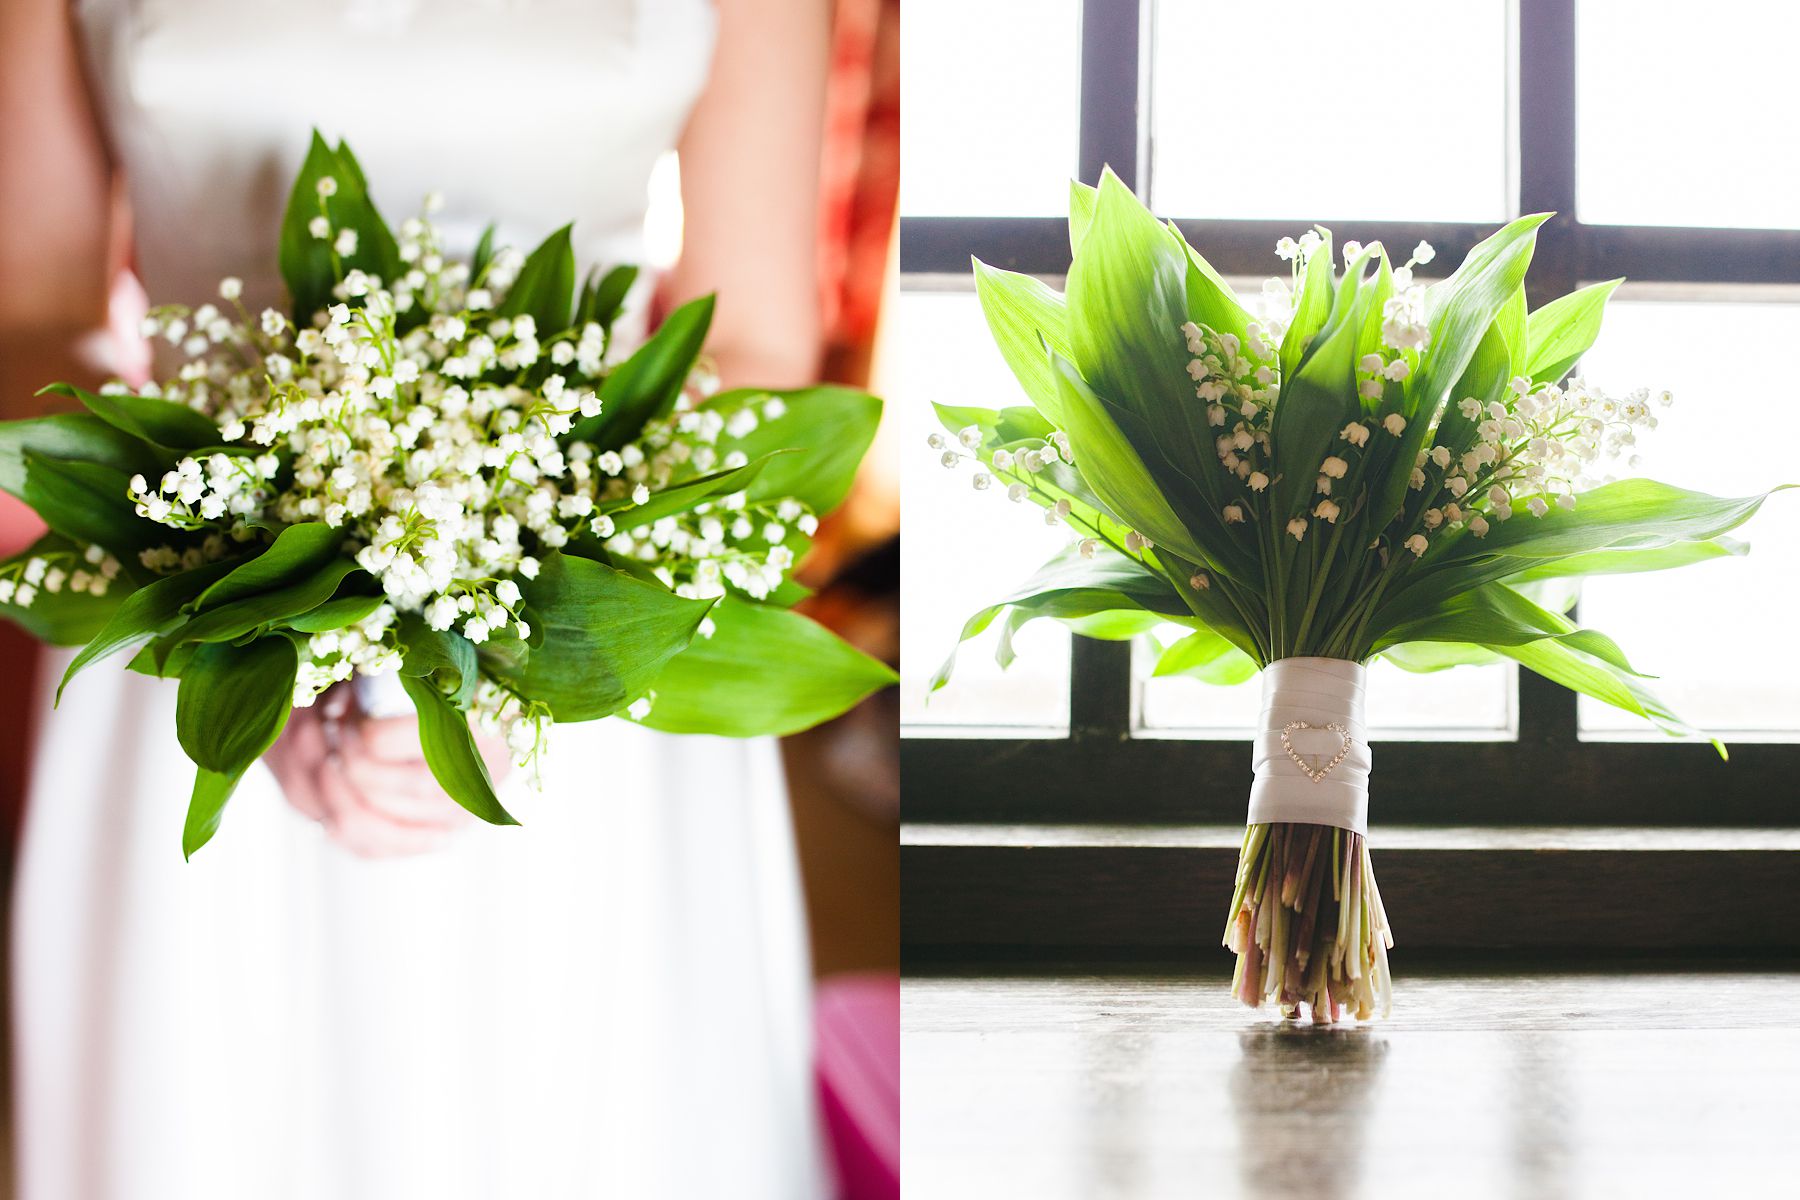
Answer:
1, 1, 836, 1196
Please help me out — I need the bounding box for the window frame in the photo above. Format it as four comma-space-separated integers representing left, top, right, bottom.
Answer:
899, 0, 1800, 831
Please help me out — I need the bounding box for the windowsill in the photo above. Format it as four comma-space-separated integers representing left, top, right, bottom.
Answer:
902, 823, 1800, 955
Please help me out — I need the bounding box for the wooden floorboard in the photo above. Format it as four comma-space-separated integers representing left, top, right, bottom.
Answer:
903, 965, 1800, 1198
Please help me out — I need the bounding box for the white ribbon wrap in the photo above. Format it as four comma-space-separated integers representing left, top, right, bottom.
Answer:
1246, 657, 1372, 836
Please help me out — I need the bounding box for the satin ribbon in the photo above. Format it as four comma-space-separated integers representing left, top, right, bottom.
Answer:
1246, 657, 1372, 835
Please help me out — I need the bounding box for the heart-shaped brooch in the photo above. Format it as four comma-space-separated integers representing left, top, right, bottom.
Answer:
1281, 721, 1352, 783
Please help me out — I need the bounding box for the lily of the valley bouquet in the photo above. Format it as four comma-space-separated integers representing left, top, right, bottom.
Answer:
933, 171, 1781, 1022
0, 134, 893, 857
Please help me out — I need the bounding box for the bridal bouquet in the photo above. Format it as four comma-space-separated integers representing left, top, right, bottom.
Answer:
0, 133, 892, 856
932, 171, 1780, 1022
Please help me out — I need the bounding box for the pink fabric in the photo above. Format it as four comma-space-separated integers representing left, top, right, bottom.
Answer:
815, 973, 899, 1200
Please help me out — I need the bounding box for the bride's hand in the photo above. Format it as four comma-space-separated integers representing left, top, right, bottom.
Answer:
264, 687, 510, 858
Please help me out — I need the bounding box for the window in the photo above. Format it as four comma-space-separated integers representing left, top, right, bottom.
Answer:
899, 0, 1800, 854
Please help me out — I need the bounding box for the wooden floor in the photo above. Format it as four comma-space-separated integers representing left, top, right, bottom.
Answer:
903, 962, 1800, 1198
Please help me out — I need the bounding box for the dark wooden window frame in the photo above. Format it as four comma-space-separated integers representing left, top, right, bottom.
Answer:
902, 0, 1800, 842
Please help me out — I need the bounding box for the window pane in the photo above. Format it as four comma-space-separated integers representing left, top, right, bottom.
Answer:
1578, 1, 1800, 229
1136, 633, 1516, 739
1574, 296, 1800, 737
899, 0, 1080, 217
899, 289, 1071, 734
1150, 0, 1509, 222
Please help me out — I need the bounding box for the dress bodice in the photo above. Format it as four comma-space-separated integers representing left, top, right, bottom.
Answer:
75, 0, 717, 312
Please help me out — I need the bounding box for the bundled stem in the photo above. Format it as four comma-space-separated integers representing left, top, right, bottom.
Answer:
1223, 821, 1393, 1023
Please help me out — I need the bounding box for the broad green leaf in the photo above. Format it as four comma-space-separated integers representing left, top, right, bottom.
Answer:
21, 451, 157, 558
194, 524, 344, 611
399, 616, 480, 709
568, 294, 714, 449
1375, 483, 1781, 635
498, 223, 576, 335
1154, 627, 1258, 685
1525, 278, 1622, 385
277, 132, 402, 321
1372, 581, 1645, 676
1495, 284, 1528, 378
1057, 610, 1167, 640
1269, 246, 1375, 522
588, 264, 638, 330
933, 542, 1193, 690
400, 672, 517, 825
1501, 635, 1719, 754
710, 386, 882, 514
1065, 171, 1209, 503
1380, 641, 1505, 673
183, 766, 247, 860
1280, 229, 1335, 382
931, 402, 1054, 446
171, 558, 360, 648
1369, 213, 1548, 529
1504, 536, 1748, 582
489, 551, 713, 721
0, 412, 162, 499
470, 222, 498, 284
972, 259, 1074, 414
1037, 352, 1212, 569
43, 382, 219, 450
286, 592, 387, 632
598, 451, 789, 528
634, 597, 895, 736
175, 638, 298, 774
1068, 179, 1098, 256
1174, 224, 1253, 346
58, 556, 239, 699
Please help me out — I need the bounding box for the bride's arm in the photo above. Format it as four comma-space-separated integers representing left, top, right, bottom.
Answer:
669, 0, 831, 389
0, 0, 475, 857
0, 0, 114, 420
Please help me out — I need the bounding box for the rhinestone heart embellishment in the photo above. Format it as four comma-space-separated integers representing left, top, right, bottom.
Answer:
1281, 721, 1352, 783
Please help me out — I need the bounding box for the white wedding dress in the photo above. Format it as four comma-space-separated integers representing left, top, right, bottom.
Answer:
11, 3, 826, 1198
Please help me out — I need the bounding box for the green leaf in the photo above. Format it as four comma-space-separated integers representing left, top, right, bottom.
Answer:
170, 558, 360, 648
1037, 351, 1213, 569
972, 258, 1074, 413
634, 597, 894, 736
399, 616, 480, 709
933, 542, 1194, 690
1525, 278, 1622, 385
277, 132, 402, 321
1068, 179, 1098, 256
58, 556, 240, 700
42, 382, 219, 450
470, 222, 498, 284
286, 591, 387, 632
1280, 230, 1335, 381
175, 638, 298, 774
931, 402, 1054, 446
568, 294, 714, 450
193, 524, 345, 611
1504, 536, 1749, 582
1175, 225, 1254, 346
498, 223, 576, 335
588, 264, 639, 330
1269, 245, 1375, 522
400, 672, 517, 825
0, 412, 162, 499
21, 451, 156, 558
1380, 641, 1505, 673
489, 551, 714, 721
1496, 284, 1528, 377
709, 386, 882, 514
183, 766, 247, 860
1372, 581, 1645, 677
1154, 627, 1258, 685
1500, 635, 1719, 754
598, 451, 789, 528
